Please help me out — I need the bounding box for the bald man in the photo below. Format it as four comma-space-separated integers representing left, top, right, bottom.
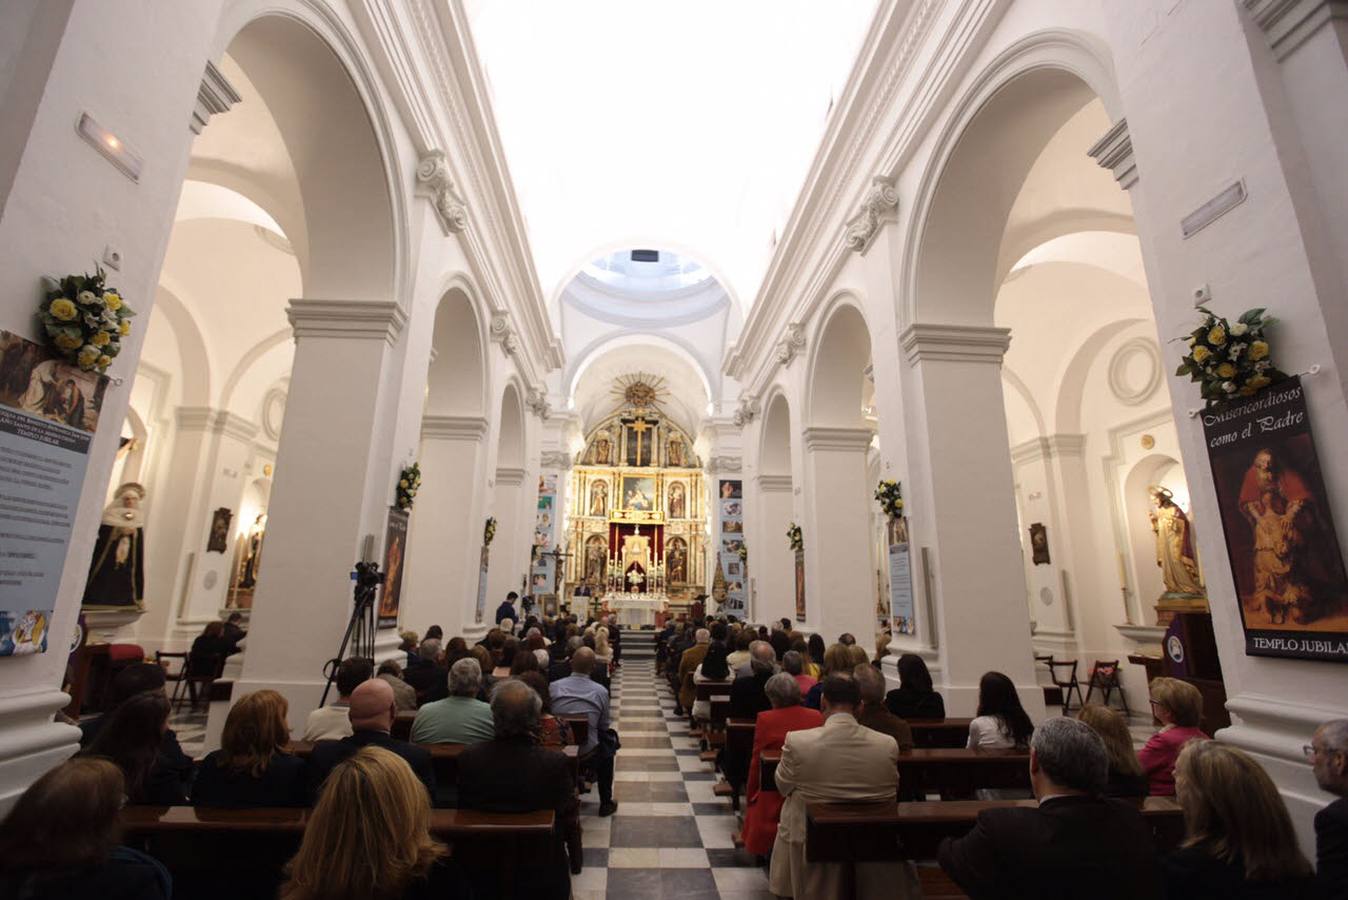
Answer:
551, 647, 617, 816
305, 677, 436, 802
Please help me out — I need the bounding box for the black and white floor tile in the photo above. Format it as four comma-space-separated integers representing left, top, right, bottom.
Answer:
168, 707, 209, 758
572, 637, 773, 900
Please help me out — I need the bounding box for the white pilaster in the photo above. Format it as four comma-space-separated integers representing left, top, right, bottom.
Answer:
801, 426, 876, 643
485, 466, 528, 615
753, 474, 796, 626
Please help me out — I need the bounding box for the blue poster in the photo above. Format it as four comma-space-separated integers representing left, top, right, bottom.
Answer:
888, 517, 915, 637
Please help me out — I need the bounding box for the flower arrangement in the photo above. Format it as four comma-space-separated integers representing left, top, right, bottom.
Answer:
39, 267, 135, 372
875, 479, 905, 519
484, 516, 497, 547
395, 462, 421, 510
786, 522, 803, 553
1175, 307, 1286, 407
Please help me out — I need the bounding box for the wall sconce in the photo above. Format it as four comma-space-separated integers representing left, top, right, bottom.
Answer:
77, 113, 142, 182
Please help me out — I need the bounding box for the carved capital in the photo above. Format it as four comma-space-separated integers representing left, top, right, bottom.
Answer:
706, 455, 743, 474
287, 299, 407, 345
191, 60, 241, 135
900, 323, 1011, 365
774, 322, 807, 366
844, 175, 899, 253
539, 450, 573, 470
489, 311, 519, 355
527, 388, 551, 420
1087, 118, 1138, 190
416, 150, 469, 235
732, 398, 759, 427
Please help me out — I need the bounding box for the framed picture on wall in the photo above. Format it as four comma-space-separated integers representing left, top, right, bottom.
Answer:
1029, 522, 1050, 566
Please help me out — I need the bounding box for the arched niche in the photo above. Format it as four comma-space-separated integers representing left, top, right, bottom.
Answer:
496, 383, 525, 470
759, 392, 793, 477
806, 301, 873, 429
1123, 453, 1194, 623
220, 14, 398, 301
426, 287, 486, 417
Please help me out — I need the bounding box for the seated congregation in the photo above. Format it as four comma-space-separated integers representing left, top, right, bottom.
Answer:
2, 612, 1345, 900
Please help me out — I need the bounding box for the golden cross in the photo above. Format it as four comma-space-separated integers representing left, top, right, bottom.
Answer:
630, 418, 651, 466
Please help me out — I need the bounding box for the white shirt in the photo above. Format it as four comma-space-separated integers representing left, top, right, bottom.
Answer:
303, 703, 353, 741
966, 715, 1017, 750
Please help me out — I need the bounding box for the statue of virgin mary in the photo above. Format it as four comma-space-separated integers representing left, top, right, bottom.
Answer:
82, 483, 146, 609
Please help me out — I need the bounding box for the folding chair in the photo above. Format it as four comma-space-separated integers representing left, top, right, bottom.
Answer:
1084, 659, 1130, 717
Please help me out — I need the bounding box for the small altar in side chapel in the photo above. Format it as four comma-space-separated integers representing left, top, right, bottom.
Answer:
565, 374, 709, 625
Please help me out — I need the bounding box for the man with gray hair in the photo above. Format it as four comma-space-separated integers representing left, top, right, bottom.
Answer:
458, 678, 578, 894
677, 627, 712, 713
403, 637, 446, 703
853, 664, 914, 753
409, 656, 495, 744
938, 717, 1161, 897
730, 640, 777, 719
551, 647, 618, 816
1309, 718, 1348, 893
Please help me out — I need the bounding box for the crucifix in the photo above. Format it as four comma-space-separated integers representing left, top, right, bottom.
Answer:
630, 417, 651, 466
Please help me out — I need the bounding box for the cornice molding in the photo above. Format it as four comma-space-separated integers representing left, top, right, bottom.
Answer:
1243, 0, 1348, 60
901, 323, 1011, 365
539, 450, 573, 470
287, 299, 407, 345
495, 466, 528, 486
802, 426, 875, 452
191, 60, 241, 135
844, 175, 900, 253
421, 414, 489, 442
1010, 433, 1087, 465
174, 406, 260, 443
705, 455, 743, 474
756, 473, 794, 493
415, 150, 468, 234
1087, 118, 1138, 190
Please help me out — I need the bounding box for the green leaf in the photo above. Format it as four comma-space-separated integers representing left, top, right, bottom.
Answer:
1175, 364, 1191, 377
1238, 308, 1265, 325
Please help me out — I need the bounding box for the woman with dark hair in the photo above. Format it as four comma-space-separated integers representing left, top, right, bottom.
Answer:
806, 633, 826, 677
193, 690, 305, 808
885, 654, 946, 720
692, 641, 732, 722
0, 758, 171, 900
494, 636, 519, 678
510, 646, 541, 677
82, 691, 184, 804
966, 671, 1034, 750
769, 629, 792, 661
423, 625, 444, 643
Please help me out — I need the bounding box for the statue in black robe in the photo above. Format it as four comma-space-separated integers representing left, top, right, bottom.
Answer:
82, 483, 145, 609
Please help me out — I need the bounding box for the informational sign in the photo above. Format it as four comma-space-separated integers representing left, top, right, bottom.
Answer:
530, 474, 558, 597
1201, 377, 1348, 662
717, 479, 746, 616
0, 331, 109, 656
888, 518, 916, 637
377, 507, 408, 629
474, 546, 490, 624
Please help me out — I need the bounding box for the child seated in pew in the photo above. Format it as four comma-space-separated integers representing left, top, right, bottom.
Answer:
193, 689, 306, 808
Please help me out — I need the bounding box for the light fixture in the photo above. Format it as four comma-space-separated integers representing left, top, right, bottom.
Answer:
76, 112, 142, 182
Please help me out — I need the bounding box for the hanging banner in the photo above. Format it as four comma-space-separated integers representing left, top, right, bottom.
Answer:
0, 331, 110, 656
717, 479, 746, 616
530, 474, 558, 598
377, 507, 408, 629
474, 546, 490, 624
887, 517, 915, 637
794, 546, 806, 622
1202, 377, 1348, 662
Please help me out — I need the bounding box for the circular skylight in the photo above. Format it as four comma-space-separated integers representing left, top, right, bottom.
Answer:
581, 249, 712, 296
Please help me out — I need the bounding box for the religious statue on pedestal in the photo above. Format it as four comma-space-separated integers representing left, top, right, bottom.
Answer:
82, 483, 146, 609
589, 480, 608, 517
1149, 486, 1205, 599
239, 513, 267, 589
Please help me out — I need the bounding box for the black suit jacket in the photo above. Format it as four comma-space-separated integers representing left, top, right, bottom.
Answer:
404, 659, 447, 703
1317, 796, 1348, 897
305, 730, 436, 802
457, 737, 574, 900
938, 794, 1163, 899
729, 670, 772, 720
1163, 846, 1323, 899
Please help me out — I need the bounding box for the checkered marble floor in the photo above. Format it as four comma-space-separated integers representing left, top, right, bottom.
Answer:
573, 656, 773, 900
167, 707, 208, 758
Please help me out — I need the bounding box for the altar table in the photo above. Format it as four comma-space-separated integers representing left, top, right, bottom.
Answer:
607, 592, 667, 627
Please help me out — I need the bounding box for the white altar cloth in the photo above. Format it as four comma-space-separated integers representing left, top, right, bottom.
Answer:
606, 592, 667, 627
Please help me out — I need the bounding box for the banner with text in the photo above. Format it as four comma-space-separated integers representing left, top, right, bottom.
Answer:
0, 331, 109, 656
887, 517, 916, 637
717, 479, 746, 616
1202, 377, 1348, 662
530, 474, 558, 599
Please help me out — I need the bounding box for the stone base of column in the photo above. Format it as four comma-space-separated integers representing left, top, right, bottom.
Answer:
0, 691, 81, 812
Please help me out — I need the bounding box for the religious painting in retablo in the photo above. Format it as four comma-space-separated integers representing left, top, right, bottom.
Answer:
378, 507, 408, 628
620, 476, 655, 512
1202, 377, 1348, 662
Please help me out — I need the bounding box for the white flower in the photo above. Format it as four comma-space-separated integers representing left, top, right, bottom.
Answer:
1228, 344, 1244, 360
1230, 322, 1249, 336
1222, 381, 1237, 393
78, 290, 97, 305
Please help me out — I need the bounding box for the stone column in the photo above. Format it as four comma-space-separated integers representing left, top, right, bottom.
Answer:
230, 300, 408, 733
753, 474, 796, 626
898, 324, 1043, 716
801, 427, 876, 643
484, 466, 528, 620
401, 415, 489, 639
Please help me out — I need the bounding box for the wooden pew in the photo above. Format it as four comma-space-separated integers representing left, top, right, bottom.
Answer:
392, 709, 416, 741
760, 747, 1031, 800
120, 805, 555, 900
559, 714, 589, 747
907, 718, 972, 749
287, 741, 580, 793
803, 796, 1184, 862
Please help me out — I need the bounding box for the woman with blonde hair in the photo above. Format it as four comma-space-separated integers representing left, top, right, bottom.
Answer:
1077, 703, 1146, 798
1165, 739, 1318, 896
804, 643, 855, 709
1138, 677, 1208, 795
594, 625, 612, 667
280, 747, 469, 900
193, 689, 304, 807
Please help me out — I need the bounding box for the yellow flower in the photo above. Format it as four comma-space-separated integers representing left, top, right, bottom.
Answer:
118, 319, 132, 336
1246, 374, 1271, 391
91, 330, 111, 347
54, 332, 83, 350
103, 291, 122, 311
1216, 363, 1236, 379
97, 355, 111, 370
1192, 345, 1212, 364
77, 345, 99, 367
1207, 325, 1227, 346
49, 298, 78, 321
1249, 340, 1269, 361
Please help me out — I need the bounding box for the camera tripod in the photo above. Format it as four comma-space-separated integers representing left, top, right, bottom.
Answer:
318, 560, 384, 708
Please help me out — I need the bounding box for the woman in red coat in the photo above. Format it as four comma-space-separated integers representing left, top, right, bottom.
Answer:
740, 672, 824, 856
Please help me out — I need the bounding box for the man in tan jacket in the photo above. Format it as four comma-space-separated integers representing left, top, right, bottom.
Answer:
769, 675, 920, 899
676, 627, 711, 712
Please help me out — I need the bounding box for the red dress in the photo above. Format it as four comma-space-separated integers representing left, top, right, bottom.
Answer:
739, 705, 824, 855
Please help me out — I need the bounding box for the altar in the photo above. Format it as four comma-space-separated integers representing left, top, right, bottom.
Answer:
606, 592, 667, 627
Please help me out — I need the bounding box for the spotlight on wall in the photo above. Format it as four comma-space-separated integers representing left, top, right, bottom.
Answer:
76, 112, 143, 182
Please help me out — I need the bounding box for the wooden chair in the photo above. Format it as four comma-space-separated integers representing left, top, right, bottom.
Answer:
1039, 656, 1085, 715
1084, 659, 1130, 716
173, 652, 223, 712
156, 651, 189, 701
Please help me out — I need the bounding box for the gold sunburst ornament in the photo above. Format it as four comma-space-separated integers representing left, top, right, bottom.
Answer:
612, 372, 668, 412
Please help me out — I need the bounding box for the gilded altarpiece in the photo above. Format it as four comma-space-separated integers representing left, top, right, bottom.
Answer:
565, 390, 707, 604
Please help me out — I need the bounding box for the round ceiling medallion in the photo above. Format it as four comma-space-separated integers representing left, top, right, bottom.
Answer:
1107, 338, 1162, 406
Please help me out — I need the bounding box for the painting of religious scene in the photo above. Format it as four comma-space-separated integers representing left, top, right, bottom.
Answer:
667, 536, 688, 584
585, 428, 614, 466
588, 479, 608, 517
621, 476, 656, 512
668, 481, 686, 519
584, 535, 608, 586
667, 434, 688, 467
0, 330, 108, 433
719, 479, 742, 500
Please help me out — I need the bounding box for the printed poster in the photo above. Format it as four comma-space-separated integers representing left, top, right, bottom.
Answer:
718, 479, 746, 616
474, 546, 490, 624
377, 507, 408, 628
888, 517, 915, 636
0, 331, 110, 656
530, 475, 558, 597
1201, 377, 1348, 662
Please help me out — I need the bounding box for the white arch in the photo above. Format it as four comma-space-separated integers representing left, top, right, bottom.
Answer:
759, 389, 794, 477
565, 331, 716, 411
546, 239, 746, 322
804, 292, 873, 429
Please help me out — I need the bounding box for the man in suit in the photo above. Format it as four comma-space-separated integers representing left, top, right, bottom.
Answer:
853, 664, 914, 752
676, 627, 711, 713
938, 716, 1162, 898
769, 676, 920, 900
1311, 718, 1348, 895
305, 678, 436, 802
459, 679, 577, 897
